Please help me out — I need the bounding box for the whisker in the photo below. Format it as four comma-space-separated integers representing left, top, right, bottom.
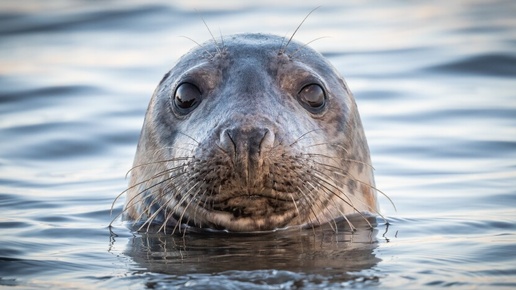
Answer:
150, 145, 196, 158
332, 201, 357, 232
311, 164, 376, 215
314, 176, 372, 230
199, 15, 222, 55
124, 156, 193, 179
281, 6, 320, 53
134, 191, 164, 229
181, 190, 203, 232
112, 163, 189, 213
290, 36, 331, 58
288, 193, 301, 223
301, 181, 335, 231
129, 182, 168, 230
110, 190, 153, 228
339, 173, 395, 213
303, 152, 375, 170
156, 172, 204, 233
138, 174, 199, 233
271, 152, 319, 231
309, 171, 361, 215
328, 143, 351, 155
312, 161, 395, 212
219, 28, 225, 48
307, 180, 337, 232
179, 35, 214, 58
111, 166, 191, 227
162, 210, 175, 235
165, 181, 202, 234
310, 167, 381, 229
138, 194, 170, 233
176, 131, 201, 145
305, 172, 359, 232
191, 188, 210, 228
288, 129, 323, 147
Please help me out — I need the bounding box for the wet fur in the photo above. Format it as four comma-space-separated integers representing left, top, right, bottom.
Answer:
114, 33, 387, 234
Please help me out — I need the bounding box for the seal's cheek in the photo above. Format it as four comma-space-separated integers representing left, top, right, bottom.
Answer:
361, 183, 376, 211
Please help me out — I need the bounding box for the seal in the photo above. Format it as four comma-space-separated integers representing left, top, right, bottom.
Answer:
121, 33, 380, 233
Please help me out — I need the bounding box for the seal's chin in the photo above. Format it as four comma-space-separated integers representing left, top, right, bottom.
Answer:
195, 195, 299, 232
213, 195, 294, 217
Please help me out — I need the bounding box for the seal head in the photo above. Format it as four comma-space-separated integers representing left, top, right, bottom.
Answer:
123, 33, 377, 232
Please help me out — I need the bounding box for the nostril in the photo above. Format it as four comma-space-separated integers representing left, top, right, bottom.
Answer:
219, 127, 275, 159
219, 128, 237, 155
218, 127, 275, 187
260, 129, 275, 153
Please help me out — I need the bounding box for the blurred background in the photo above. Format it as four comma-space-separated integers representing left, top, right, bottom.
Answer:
0, 0, 515, 289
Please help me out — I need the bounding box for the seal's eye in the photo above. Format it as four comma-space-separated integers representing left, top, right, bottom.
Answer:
298, 84, 326, 112
174, 82, 201, 113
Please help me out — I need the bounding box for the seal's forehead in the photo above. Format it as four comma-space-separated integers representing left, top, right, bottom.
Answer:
188, 33, 323, 61
222, 33, 286, 47
169, 33, 341, 92
207, 33, 285, 52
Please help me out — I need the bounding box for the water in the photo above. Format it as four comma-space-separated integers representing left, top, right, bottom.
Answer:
1, 0, 515, 289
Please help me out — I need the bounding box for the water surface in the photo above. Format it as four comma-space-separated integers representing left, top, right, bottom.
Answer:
1, 0, 515, 289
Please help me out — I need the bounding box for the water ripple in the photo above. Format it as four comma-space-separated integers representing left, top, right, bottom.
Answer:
426, 53, 516, 77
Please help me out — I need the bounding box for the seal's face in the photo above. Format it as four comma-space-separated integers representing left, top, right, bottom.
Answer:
124, 34, 377, 233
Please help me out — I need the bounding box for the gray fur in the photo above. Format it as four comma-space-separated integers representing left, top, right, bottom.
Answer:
123, 33, 377, 233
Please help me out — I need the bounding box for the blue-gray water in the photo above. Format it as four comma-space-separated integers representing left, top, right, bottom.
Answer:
1, 1, 515, 289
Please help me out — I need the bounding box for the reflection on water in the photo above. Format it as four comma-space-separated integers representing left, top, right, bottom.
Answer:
128, 233, 375, 274
118, 217, 382, 288
1, 0, 515, 289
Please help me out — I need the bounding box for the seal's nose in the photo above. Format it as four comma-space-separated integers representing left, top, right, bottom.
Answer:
220, 127, 275, 188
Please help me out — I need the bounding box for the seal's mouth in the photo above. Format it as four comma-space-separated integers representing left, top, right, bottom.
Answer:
190, 194, 300, 232
208, 195, 296, 219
